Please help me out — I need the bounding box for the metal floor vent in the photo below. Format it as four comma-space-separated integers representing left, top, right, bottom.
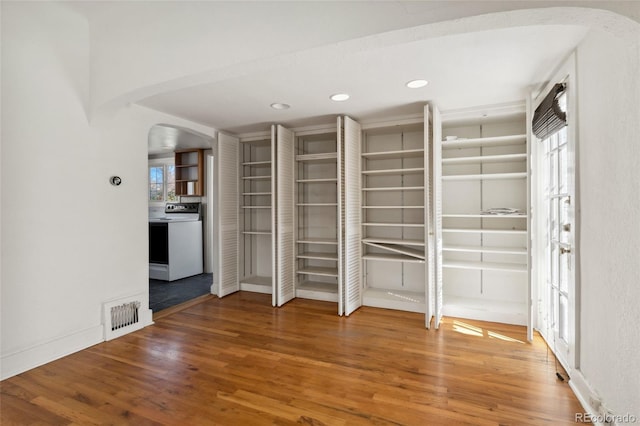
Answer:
103, 297, 145, 341
111, 301, 140, 331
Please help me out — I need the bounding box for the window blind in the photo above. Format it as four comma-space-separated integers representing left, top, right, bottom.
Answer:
532, 83, 567, 140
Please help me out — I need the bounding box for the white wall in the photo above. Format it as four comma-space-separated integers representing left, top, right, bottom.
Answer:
574, 27, 640, 416
0, 2, 215, 379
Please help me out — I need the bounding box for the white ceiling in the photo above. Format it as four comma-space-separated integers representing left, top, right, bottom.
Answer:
138, 25, 587, 135
68, 1, 591, 138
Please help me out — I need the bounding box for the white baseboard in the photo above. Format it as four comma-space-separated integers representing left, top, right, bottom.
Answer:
1, 310, 153, 380
1, 325, 103, 380
570, 369, 606, 425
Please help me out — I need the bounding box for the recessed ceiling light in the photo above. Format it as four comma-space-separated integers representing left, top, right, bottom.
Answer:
270, 103, 290, 110
406, 79, 429, 89
330, 93, 350, 102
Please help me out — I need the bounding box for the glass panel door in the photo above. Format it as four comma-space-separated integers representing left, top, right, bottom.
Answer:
542, 92, 572, 366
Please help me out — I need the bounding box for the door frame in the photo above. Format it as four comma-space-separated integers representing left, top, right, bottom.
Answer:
531, 52, 579, 373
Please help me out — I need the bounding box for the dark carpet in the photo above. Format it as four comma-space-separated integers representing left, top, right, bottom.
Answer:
149, 273, 213, 312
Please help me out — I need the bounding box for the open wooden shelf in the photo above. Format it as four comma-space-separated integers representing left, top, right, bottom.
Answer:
362, 186, 424, 192
443, 245, 527, 255
362, 167, 424, 176
442, 260, 527, 272
297, 267, 339, 278
442, 172, 527, 181
442, 153, 526, 165
441, 134, 526, 149
296, 152, 338, 162
297, 252, 339, 261
363, 288, 426, 314
361, 148, 424, 159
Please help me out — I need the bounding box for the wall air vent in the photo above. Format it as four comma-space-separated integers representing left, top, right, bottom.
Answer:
103, 295, 147, 341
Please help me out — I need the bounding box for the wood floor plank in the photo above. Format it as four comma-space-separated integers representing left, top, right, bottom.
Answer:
1, 292, 584, 425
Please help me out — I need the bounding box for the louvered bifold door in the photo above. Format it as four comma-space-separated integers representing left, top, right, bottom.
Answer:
276, 125, 296, 306
432, 106, 444, 328
337, 117, 345, 316
424, 104, 434, 328
271, 126, 278, 306
217, 132, 240, 297
342, 116, 363, 316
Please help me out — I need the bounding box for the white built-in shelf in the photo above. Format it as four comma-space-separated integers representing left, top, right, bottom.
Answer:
443, 245, 527, 255
242, 192, 272, 196
297, 238, 338, 245
362, 237, 425, 247
362, 288, 426, 314
442, 260, 527, 272
239, 276, 272, 294
442, 172, 527, 181
362, 167, 424, 176
239, 276, 271, 286
439, 119, 528, 328
361, 148, 424, 159
242, 160, 272, 167
296, 281, 339, 302
360, 120, 429, 316
443, 228, 526, 235
362, 186, 424, 192
296, 178, 338, 183
363, 253, 425, 263
363, 222, 425, 228
442, 296, 527, 326
442, 214, 526, 218
441, 134, 526, 149
442, 153, 527, 165
241, 175, 271, 180
240, 139, 271, 146
296, 152, 338, 162
297, 252, 338, 261
239, 135, 274, 299
363, 205, 423, 209
297, 203, 338, 207
363, 241, 425, 260
297, 267, 339, 278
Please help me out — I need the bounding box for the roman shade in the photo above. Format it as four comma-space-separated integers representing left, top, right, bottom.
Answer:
532, 83, 567, 140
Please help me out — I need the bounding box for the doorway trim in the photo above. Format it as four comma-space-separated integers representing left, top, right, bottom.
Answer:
531, 52, 579, 374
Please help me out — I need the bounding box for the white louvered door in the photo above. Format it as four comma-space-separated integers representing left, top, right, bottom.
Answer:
342, 116, 362, 316
276, 125, 296, 306
432, 106, 443, 328
424, 105, 434, 328
217, 132, 240, 297
337, 118, 344, 315
271, 126, 278, 306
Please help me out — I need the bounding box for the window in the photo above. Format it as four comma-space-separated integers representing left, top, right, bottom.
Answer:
149, 161, 177, 202
531, 53, 577, 373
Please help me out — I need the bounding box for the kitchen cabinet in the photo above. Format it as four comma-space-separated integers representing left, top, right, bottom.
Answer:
175, 148, 204, 196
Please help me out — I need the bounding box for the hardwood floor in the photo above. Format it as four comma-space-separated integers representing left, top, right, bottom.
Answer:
1, 292, 583, 425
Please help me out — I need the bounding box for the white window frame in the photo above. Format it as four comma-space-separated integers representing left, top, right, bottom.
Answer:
531, 52, 579, 374
148, 157, 176, 205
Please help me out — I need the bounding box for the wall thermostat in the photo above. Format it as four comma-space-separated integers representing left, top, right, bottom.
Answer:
110, 176, 122, 186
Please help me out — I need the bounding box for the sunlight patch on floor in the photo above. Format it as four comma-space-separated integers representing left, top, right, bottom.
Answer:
452, 320, 525, 343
